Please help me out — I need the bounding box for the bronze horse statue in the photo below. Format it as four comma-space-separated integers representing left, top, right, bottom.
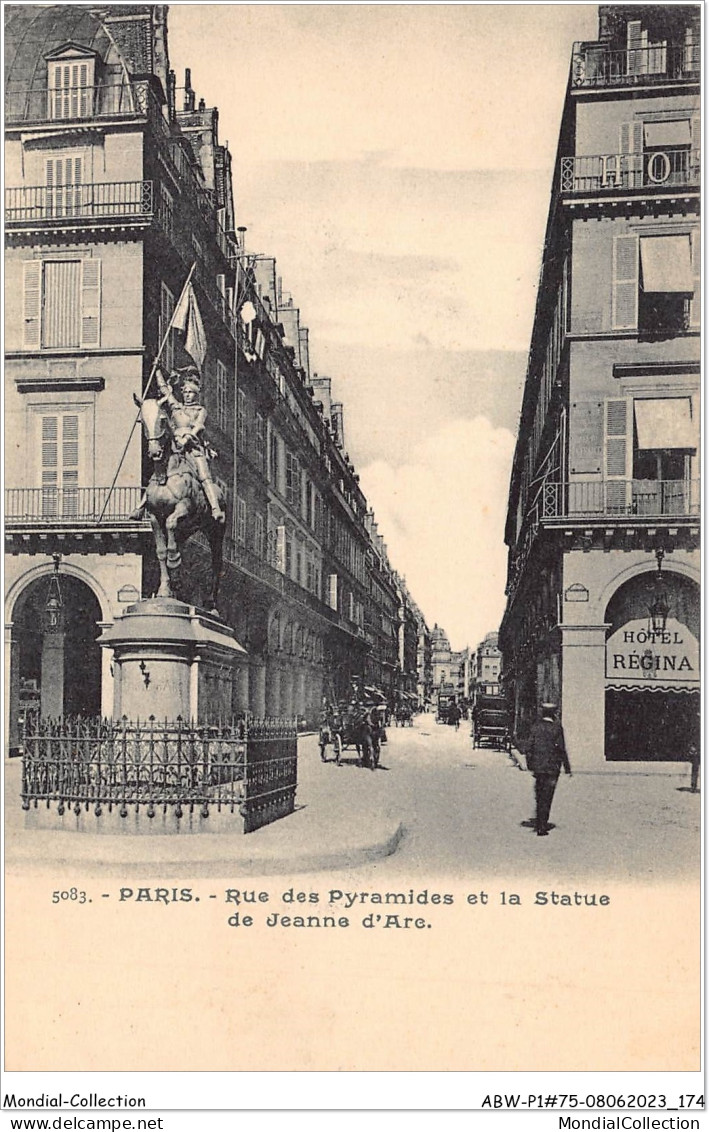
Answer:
134, 394, 226, 611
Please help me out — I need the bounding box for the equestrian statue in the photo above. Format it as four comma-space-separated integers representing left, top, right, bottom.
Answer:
132, 365, 226, 611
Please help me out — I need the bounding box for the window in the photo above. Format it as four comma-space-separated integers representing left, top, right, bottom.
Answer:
235, 495, 247, 545
618, 116, 699, 191
639, 235, 693, 335
255, 412, 266, 472
46, 155, 83, 217
285, 533, 293, 577
596, 396, 698, 517
285, 451, 299, 510
48, 53, 95, 120
23, 258, 101, 350
236, 388, 246, 450
328, 573, 339, 612
612, 233, 697, 335
626, 19, 666, 78
254, 512, 265, 559
269, 429, 280, 488
216, 361, 228, 430
38, 411, 82, 516
158, 183, 174, 238
159, 282, 175, 370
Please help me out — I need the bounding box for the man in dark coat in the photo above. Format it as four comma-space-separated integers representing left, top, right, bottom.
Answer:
525, 703, 571, 836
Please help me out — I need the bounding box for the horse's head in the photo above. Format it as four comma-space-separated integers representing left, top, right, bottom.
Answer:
134, 394, 168, 462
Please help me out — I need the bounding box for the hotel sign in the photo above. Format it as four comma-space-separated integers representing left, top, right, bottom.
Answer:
606, 618, 699, 686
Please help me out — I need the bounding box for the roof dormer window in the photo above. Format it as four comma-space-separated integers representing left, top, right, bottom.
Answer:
46, 44, 97, 120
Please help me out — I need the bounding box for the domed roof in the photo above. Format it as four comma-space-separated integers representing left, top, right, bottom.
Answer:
5, 5, 124, 99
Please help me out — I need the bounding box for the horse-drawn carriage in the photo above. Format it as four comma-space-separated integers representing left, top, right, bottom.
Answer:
319, 702, 383, 770
394, 701, 413, 727
471, 695, 511, 752
436, 691, 457, 724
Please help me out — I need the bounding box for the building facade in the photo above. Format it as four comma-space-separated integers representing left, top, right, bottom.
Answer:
472, 631, 502, 699
499, 4, 700, 768
4, 3, 423, 744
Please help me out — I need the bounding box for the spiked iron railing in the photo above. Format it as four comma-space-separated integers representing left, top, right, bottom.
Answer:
20, 715, 297, 833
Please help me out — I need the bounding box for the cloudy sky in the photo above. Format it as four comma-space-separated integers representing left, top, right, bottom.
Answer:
169, 3, 598, 650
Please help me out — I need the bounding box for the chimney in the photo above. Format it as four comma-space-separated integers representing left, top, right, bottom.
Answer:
184, 68, 195, 111
331, 403, 345, 450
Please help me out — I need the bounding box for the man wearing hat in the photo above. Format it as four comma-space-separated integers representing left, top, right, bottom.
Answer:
525, 702, 571, 836
133, 365, 225, 522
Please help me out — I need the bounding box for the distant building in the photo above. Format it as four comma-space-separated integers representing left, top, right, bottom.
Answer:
499, 5, 700, 766
472, 632, 502, 698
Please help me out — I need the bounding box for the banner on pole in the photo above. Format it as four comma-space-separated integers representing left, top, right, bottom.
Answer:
173, 282, 207, 370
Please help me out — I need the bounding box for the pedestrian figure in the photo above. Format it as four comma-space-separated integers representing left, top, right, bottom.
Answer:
525, 702, 571, 836
689, 743, 700, 793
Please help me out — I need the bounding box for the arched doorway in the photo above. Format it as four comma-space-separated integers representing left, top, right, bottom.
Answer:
13, 573, 103, 722
604, 571, 699, 761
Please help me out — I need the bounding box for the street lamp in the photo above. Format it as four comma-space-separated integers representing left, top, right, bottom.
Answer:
44, 554, 64, 633
647, 547, 670, 635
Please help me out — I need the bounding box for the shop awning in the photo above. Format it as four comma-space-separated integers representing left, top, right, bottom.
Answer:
634, 398, 696, 450
643, 120, 691, 148
639, 235, 693, 293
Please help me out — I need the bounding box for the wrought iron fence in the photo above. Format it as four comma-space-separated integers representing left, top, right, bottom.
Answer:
6, 181, 153, 223
571, 42, 700, 88
20, 715, 298, 832
560, 149, 700, 194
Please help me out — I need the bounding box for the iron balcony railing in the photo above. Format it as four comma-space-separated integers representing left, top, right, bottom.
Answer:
5, 486, 145, 524
560, 148, 700, 194
571, 42, 700, 89
5, 82, 148, 124
5, 180, 154, 224
541, 480, 700, 520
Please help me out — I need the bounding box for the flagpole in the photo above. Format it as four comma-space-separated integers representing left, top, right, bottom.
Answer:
98, 263, 197, 524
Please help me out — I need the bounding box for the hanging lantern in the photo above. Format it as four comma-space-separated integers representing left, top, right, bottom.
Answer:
647, 546, 670, 636
44, 555, 64, 633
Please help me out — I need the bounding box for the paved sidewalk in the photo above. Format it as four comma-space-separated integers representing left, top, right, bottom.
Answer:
4, 736, 403, 877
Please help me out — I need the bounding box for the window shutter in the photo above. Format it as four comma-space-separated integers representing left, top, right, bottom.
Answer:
619, 122, 643, 188
604, 398, 631, 514
328, 573, 338, 611
41, 415, 59, 514
690, 116, 700, 181
62, 414, 80, 513
275, 525, 286, 572
619, 122, 643, 153
23, 261, 42, 347
626, 20, 648, 75
690, 228, 701, 327
612, 234, 638, 329
81, 258, 101, 346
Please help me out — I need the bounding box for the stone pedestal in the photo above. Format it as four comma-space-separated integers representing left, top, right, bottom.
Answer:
98, 598, 247, 723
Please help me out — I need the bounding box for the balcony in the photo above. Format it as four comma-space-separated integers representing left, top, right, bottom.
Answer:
541, 480, 700, 520
571, 42, 700, 89
5, 181, 154, 230
560, 149, 699, 195
5, 82, 148, 125
5, 486, 145, 525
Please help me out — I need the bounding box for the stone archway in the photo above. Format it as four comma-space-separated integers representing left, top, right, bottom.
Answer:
604, 570, 700, 761
8, 573, 104, 746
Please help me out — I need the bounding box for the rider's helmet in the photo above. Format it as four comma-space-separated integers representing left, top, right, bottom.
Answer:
176, 365, 202, 396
